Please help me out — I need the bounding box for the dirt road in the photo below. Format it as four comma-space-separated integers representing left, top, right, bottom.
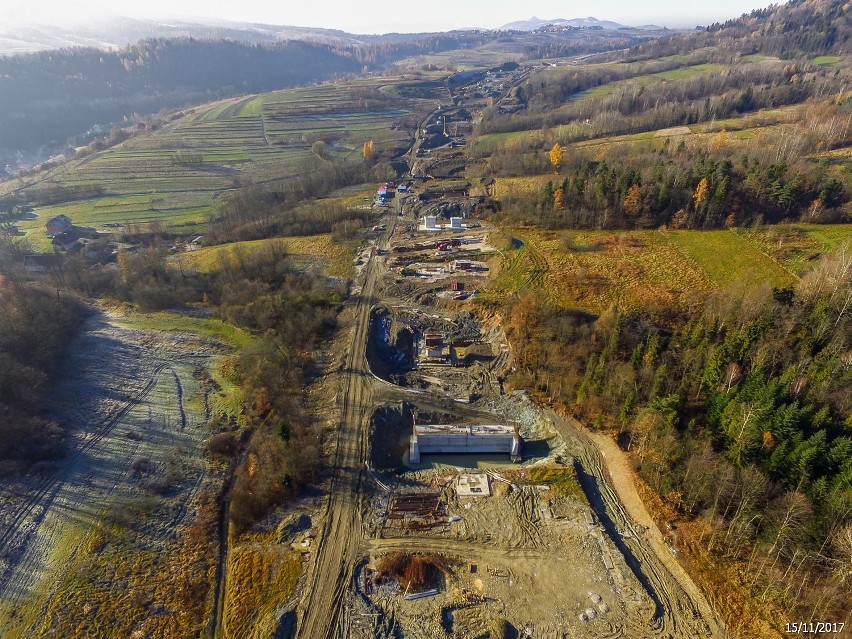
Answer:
295, 216, 399, 638
551, 410, 724, 638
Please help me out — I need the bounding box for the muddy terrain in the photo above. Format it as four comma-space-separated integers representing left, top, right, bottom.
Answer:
294, 176, 724, 639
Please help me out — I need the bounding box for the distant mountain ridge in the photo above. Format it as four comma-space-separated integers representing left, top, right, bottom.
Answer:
499, 16, 661, 31
0, 17, 466, 56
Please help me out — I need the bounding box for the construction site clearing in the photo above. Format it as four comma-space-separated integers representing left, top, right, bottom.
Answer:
332, 188, 702, 639
390, 233, 492, 285
351, 461, 658, 639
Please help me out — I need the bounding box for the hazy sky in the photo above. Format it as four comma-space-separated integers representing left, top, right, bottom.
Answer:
6, 0, 779, 33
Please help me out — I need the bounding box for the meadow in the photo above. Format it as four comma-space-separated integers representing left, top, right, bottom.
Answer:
483, 226, 800, 315
176, 234, 355, 279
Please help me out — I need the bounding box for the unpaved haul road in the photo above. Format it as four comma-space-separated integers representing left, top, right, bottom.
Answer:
295, 219, 397, 639
552, 410, 725, 638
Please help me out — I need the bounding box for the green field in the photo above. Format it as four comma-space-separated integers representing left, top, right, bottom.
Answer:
175, 234, 355, 279
112, 310, 254, 348
665, 229, 796, 288
812, 55, 842, 67
568, 63, 730, 101
739, 224, 852, 275
482, 226, 805, 314
469, 130, 535, 154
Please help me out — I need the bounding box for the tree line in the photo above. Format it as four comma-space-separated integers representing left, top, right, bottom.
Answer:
492, 150, 847, 230
207, 157, 375, 244
0, 278, 84, 473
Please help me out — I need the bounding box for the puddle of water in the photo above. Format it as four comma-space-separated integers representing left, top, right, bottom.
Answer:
411, 454, 519, 470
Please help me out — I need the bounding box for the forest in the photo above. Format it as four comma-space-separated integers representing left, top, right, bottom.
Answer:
492, 150, 847, 229
502, 246, 851, 623
0, 277, 84, 472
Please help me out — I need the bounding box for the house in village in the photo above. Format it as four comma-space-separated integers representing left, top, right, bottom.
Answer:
45, 214, 73, 236
51, 230, 79, 252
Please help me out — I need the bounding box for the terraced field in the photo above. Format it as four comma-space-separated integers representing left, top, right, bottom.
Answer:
3, 76, 430, 249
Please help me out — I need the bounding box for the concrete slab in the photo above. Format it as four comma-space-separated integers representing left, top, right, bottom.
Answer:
457, 473, 491, 497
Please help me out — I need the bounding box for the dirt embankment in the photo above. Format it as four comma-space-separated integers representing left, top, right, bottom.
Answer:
550, 409, 724, 638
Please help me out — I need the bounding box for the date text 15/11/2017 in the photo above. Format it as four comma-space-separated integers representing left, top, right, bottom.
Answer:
785, 622, 845, 634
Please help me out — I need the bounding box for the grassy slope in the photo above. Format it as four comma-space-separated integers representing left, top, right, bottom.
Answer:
112, 310, 254, 349
3, 76, 426, 249
664, 229, 795, 288
175, 234, 355, 279
484, 226, 801, 314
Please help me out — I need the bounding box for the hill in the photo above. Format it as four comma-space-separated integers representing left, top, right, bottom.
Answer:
0, 16, 486, 56
611, 0, 851, 59
0, 31, 498, 157
500, 16, 633, 31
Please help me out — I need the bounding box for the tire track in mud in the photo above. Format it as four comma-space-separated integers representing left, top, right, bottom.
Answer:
163, 365, 206, 534
555, 413, 722, 638
0, 353, 211, 608
173, 368, 188, 431
0, 361, 170, 561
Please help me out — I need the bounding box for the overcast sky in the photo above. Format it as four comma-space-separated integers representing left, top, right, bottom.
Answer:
6, 0, 780, 33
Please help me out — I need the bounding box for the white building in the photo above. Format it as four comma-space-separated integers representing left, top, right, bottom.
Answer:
409, 421, 521, 463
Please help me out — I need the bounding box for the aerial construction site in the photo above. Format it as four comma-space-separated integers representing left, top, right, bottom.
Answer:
294, 164, 724, 639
